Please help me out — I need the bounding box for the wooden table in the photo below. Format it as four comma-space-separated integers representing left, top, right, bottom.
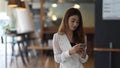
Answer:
28, 46, 53, 50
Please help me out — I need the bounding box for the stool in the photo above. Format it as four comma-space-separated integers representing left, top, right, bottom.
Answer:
10, 39, 29, 67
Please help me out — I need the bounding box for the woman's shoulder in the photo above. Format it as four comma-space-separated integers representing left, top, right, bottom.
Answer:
53, 33, 66, 41
53, 33, 65, 37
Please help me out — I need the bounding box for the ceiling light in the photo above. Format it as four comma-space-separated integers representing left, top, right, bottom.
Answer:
73, 4, 80, 9
52, 3, 57, 8
52, 15, 57, 21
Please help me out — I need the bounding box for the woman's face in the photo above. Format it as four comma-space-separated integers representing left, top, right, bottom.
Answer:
68, 15, 79, 31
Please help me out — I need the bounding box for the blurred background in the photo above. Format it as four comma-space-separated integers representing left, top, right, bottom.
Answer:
0, 0, 95, 68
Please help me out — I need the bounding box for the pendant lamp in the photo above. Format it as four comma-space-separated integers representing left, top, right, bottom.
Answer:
8, 0, 17, 7
17, 0, 25, 8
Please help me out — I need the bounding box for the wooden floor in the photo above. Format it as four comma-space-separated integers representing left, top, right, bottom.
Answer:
0, 43, 94, 68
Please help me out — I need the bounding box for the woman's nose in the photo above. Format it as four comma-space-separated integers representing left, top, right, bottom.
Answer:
74, 22, 79, 27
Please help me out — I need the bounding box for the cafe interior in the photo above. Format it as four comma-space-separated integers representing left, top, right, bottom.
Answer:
0, 0, 95, 68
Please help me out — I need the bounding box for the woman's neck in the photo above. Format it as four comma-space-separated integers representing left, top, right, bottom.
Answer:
66, 30, 73, 42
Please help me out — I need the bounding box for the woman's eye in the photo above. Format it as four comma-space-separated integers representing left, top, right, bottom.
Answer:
71, 20, 75, 22
76, 22, 79, 24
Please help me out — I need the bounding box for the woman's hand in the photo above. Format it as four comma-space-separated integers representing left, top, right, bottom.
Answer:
77, 48, 87, 58
69, 43, 87, 58
69, 44, 81, 55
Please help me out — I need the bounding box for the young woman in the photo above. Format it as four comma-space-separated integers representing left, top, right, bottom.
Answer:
52, 8, 88, 68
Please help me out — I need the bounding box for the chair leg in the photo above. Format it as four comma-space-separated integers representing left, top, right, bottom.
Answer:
22, 42, 30, 63
18, 43, 27, 66
15, 56, 19, 68
24, 46, 30, 63
10, 42, 15, 66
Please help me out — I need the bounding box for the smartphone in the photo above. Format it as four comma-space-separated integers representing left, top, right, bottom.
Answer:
79, 43, 87, 49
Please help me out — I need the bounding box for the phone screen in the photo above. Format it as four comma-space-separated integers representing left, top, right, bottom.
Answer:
79, 43, 87, 49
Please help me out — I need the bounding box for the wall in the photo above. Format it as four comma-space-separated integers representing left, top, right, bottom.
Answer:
95, 0, 120, 68
32, 2, 95, 28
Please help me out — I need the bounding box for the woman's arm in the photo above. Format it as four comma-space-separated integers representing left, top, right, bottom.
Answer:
79, 35, 88, 63
78, 46, 88, 63
52, 34, 71, 63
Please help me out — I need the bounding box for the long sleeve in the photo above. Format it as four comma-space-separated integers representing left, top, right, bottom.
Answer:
78, 35, 88, 63
52, 33, 71, 63
79, 54, 88, 63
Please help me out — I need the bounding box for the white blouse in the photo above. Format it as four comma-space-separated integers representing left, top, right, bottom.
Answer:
52, 33, 88, 68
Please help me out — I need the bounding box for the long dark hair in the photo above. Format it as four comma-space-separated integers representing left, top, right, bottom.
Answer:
58, 8, 85, 43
